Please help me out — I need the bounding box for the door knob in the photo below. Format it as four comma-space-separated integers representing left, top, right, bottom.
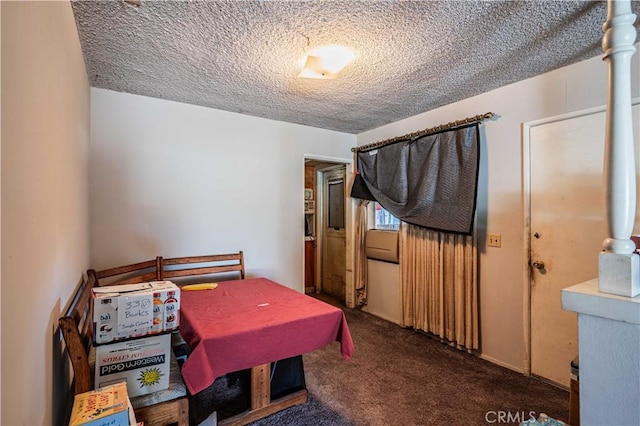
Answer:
531, 261, 545, 269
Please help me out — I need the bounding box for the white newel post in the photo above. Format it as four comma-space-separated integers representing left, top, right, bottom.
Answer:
562, 3, 640, 426
599, 0, 640, 297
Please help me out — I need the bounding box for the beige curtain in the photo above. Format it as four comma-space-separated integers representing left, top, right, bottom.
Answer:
399, 222, 478, 350
354, 200, 370, 306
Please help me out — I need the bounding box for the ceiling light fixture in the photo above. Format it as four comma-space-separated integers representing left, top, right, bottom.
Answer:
299, 45, 355, 79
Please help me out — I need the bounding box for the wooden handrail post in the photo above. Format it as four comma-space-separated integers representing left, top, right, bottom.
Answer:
599, 0, 639, 297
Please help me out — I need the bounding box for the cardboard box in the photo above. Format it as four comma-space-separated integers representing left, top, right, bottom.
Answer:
69, 381, 136, 426
95, 333, 171, 398
93, 281, 180, 344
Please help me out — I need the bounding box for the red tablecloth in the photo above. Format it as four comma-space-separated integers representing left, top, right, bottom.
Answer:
179, 277, 354, 395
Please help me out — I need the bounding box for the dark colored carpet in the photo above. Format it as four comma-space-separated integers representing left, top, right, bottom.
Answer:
189, 297, 569, 426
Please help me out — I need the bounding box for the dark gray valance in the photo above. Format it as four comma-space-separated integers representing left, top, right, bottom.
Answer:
351, 124, 479, 235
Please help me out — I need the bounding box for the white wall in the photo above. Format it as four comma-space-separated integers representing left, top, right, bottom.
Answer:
357, 50, 640, 372
1, 2, 90, 425
90, 88, 355, 291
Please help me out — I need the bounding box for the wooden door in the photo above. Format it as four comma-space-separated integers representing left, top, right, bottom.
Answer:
322, 167, 346, 302
528, 103, 639, 387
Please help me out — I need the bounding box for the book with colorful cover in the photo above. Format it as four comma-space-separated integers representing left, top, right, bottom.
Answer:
69, 381, 133, 426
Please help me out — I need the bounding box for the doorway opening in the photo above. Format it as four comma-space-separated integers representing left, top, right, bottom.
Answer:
303, 156, 353, 307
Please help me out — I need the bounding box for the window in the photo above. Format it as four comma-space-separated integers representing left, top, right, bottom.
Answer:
375, 202, 400, 230
328, 179, 345, 229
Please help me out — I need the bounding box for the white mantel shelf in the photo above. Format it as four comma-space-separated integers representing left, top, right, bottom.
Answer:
562, 278, 640, 426
562, 278, 640, 325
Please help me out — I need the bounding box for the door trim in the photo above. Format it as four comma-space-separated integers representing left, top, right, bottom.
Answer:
521, 98, 640, 376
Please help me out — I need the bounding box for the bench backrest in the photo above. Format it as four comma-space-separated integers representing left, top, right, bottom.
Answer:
90, 251, 245, 286
160, 251, 245, 281
92, 258, 161, 286
59, 272, 98, 395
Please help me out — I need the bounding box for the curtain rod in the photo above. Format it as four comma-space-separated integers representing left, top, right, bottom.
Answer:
352, 112, 495, 153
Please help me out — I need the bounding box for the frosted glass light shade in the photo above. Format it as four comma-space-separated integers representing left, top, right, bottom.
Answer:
299, 45, 355, 79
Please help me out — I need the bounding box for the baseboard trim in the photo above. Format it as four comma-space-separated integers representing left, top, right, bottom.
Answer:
479, 354, 524, 375
360, 306, 402, 326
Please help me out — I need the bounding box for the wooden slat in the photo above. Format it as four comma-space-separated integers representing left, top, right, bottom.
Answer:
220, 390, 308, 426
90, 257, 162, 286
82, 274, 96, 343
60, 276, 95, 395
79, 314, 93, 345
162, 251, 245, 280
134, 397, 189, 426
163, 253, 242, 265
60, 316, 93, 394
164, 265, 243, 279
156, 256, 164, 280
95, 260, 157, 279
106, 272, 158, 285
67, 281, 93, 324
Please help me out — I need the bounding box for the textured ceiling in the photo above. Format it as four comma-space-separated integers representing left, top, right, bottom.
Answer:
71, 1, 640, 134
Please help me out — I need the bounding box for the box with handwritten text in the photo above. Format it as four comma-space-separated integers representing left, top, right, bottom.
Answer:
95, 333, 171, 398
92, 281, 180, 345
69, 381, 136, 426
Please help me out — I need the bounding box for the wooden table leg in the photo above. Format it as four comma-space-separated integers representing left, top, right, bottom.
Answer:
251, 363, 270, 410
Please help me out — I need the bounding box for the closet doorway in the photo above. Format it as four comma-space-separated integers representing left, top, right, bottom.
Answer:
303, 157, 353, 306
321, 165, 346, 302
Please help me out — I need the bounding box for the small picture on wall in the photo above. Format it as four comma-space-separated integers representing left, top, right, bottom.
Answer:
304, 200, 315, 213
304, 188, 313, 200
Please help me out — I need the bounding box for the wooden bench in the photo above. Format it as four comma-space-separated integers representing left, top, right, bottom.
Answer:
60, 251, 245, 426
60, 271, 189, 426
